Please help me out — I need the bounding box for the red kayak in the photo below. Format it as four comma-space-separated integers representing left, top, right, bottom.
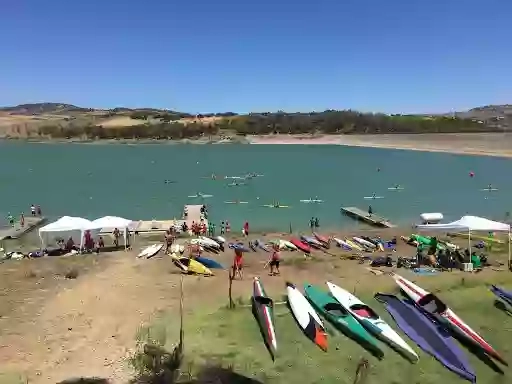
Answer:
313, 232, 330, 247
290, 238, 311, 253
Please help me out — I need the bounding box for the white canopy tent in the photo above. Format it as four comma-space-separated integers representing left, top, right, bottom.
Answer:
416, 215, 511, 267
39, 216, 94, 250
88, 216, 134, 249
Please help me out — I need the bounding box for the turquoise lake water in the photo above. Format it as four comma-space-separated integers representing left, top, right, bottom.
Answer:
0, 141, 510, 232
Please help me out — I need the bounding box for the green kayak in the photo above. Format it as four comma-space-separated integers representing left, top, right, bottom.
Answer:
303, 283, 384, 359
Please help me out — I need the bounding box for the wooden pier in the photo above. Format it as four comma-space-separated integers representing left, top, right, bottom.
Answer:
0, 216, 47, 241
134, 205, 208, 234
341, 207, 395, 228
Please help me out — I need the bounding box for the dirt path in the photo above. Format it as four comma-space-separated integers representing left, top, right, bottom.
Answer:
0, 253, 225, 384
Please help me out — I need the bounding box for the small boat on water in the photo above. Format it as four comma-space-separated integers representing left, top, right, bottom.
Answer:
393, 274, 507, 365
252, 277, 277, 360
287, 282, 327, 351
300, 199, 324, 203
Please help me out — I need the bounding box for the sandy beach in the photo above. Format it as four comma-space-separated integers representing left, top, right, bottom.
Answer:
249, 133, 512, 158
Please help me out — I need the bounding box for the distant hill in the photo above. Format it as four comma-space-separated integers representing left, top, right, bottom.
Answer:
0, 102, 509, 140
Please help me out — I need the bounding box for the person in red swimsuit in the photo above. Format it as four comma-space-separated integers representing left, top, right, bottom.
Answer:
269, 244, 281, 276
233, 248, 244, 279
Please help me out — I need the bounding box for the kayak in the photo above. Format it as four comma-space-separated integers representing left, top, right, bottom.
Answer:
393, 274, 507, 365
228, 243, 250, 253
254, 239, 270, 252
300, 236, 323, 249
480, 188, 499, 192
375, 293, 475, 382
214, 236, 226, 244
364, 196, 384, 199
304, 283, 383, 358
262, 204, 290, 208
300, 199, 324, 203
252, 277, 277, 360
345, 239, 364, 251
388, 187, 405, 190
290, 238, 311, 253
199, 236, 221, 248
224, 201, 248, 204
188, 193, 213, 198
333, 237, 352, 250
490, 285, 512, 307
327, 281, 418, 362
195, 256, 224, 269
228, 182, 246, 186
286, 282, 327, 351
137, 243, 163, 258
280, 240, 298, 250
170, 254, 213, 275
313, 232, 329, 246
353, 237, 376, 249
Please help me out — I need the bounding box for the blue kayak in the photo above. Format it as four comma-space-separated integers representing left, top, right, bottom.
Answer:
228, 243, 250, 252
195, 256, 224, 269
490, 285, 512, 307
254, 239, 270, 252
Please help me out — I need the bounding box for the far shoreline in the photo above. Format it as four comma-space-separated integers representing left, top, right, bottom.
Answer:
2, 132, 512, 159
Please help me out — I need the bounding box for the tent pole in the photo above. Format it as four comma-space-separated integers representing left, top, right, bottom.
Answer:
468, 229, 471, 256
508, 229, 511, 271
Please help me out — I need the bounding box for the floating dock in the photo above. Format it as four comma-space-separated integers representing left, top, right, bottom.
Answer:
0, 216, 47, 241
134, 205, 208, 234
341, 207, 395, 228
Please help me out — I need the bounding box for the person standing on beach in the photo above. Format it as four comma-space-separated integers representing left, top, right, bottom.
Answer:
243, 221, 249, 237
20, 213, 25, 228
36, 205, 42, 216
233, 248, 244, 279
268, 244, 281, 276
220, 221, 225, 235
30, 204, 36, 216
309, 217, 315, 231
314, 217, 319, 228
368, 205, 373, 217
226, 221, 231, 234
113, 228, 120, 247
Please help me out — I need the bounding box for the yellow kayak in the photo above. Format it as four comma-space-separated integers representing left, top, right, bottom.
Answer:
345, 239, 363, 251
170, 253, 213, 275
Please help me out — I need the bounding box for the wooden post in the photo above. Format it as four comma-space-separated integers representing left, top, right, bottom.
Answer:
228, 268, 235, 309
179, 275, 184, 352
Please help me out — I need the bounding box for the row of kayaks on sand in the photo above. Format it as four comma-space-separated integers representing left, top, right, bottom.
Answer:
254, 274, 508, 382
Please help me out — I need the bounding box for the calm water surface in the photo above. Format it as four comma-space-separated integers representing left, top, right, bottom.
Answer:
0, 141, 510, 232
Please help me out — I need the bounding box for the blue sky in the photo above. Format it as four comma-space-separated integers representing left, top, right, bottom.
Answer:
1, 0, 511, 113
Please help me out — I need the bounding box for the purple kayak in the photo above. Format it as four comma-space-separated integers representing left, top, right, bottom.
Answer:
375, 293, 475, 383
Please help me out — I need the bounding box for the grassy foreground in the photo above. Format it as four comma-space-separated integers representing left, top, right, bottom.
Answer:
136, 276, 512, 384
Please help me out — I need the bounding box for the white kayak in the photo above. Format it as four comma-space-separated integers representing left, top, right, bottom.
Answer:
224, 201, 249, 204
300, 199, 324, 203
327, 281, 418, 362
199, 236, 221, 248
286, 282, 327, 351
214, 236, 226, 244
364, 196, 384, 199
333, 237, 352, 250
137, 243, 163, 258
225, 176, 245, 180
345, 239, 364, 251
353, 237, 376, 249
480, 188, 498, 192
228, 182, 246, 186
280, 240, 298, 250
388, 187, 405, 191
190, 238, 216, 248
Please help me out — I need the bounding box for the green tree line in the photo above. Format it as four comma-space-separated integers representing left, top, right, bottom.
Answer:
38, 110, 495, 140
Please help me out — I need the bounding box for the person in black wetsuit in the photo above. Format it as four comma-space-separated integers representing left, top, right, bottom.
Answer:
368, 205, 373, 217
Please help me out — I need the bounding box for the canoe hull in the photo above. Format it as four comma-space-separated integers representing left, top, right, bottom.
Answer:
327, 281, 418, 362
252, 277, 277, 360
286, 282, 327, 351
393, 274, 506, 365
